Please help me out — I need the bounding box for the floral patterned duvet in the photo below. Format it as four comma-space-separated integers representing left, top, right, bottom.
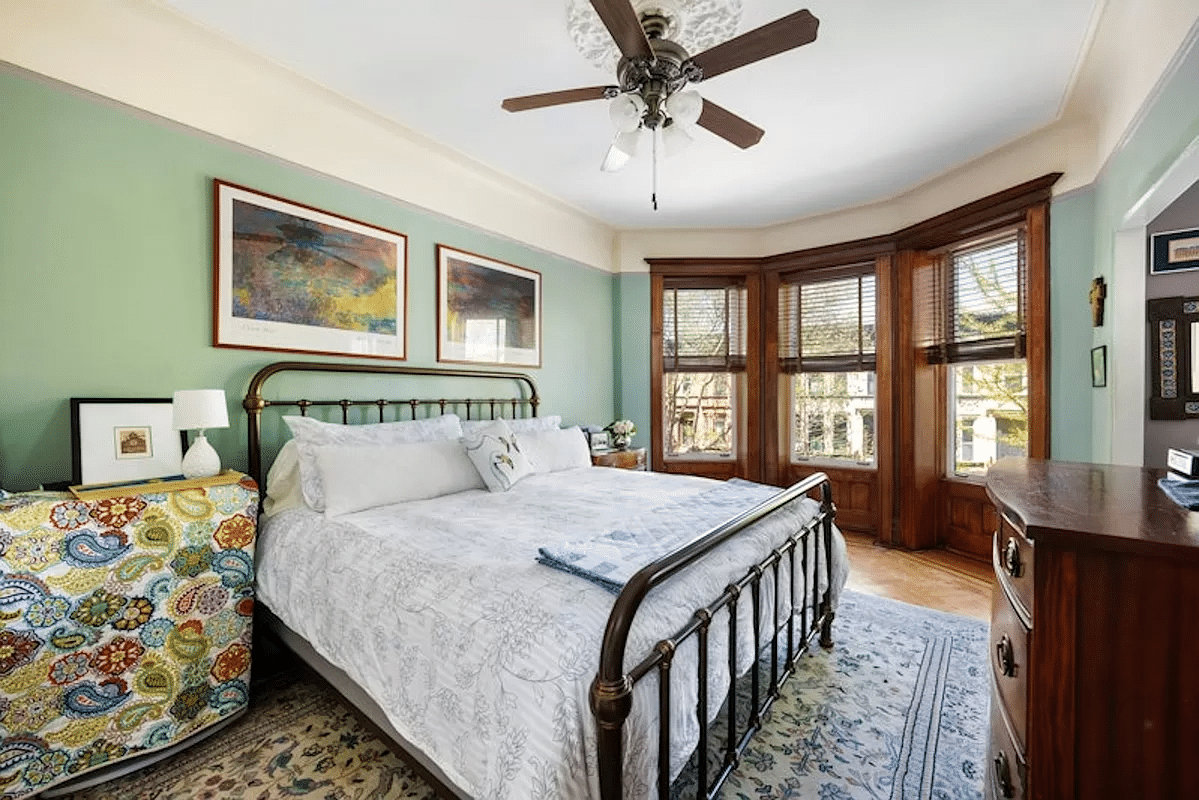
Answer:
0, 479, 258, 800
256, 467, 847, 800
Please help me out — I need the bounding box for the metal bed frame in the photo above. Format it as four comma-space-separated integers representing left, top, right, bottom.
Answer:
244, 360, 838, 800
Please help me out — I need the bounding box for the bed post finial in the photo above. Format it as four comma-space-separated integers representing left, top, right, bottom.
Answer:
590, 675, 632, 800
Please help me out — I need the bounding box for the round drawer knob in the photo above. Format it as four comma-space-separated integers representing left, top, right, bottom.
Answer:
994, 750, 1016, 798
1004, 537, 1023, 578
996, 635, 1017, 677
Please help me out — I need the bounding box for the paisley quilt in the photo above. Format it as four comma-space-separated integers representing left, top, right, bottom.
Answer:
0, 478, 258, 800
257, 467, 848, 800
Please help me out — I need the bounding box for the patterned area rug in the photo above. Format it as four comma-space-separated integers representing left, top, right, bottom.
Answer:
55, 590, 987, 800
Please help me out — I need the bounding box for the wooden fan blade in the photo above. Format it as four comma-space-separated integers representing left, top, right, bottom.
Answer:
697, 98, 765, 149
502, 86, 615, 112
590, 0, 654, 61
690, 9, 819, 81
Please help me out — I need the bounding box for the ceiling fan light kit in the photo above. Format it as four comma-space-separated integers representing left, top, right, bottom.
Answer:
504, 0, 819, 207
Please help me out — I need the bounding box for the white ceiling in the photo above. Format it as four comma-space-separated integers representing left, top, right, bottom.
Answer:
161, 0, 1101, 230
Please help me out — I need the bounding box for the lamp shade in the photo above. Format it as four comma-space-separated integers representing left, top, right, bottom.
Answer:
172, 390, 229, 431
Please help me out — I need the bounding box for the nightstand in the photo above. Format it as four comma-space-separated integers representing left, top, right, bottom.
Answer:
591, 447, 647, 471
0, 474, 258, 799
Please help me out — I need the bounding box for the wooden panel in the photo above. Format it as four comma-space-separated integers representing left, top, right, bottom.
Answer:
874, 254, 896, 546
1073, 549, 1199, 800
1027, 546, 1076, 800
785, 463, 875, 534
1024, 203, 1050, 459
940, 478, 996, 559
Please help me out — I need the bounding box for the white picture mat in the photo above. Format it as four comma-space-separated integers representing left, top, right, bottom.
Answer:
215, 181, 407, 359
76, 402, 184, 484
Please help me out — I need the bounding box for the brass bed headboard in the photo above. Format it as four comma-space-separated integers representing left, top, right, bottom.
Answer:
243, 361, 539, 490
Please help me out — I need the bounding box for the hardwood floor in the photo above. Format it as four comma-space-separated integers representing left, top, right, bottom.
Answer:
843, 530, 993, 621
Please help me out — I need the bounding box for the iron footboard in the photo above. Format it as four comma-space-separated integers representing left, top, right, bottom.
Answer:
590, 472, 837, 800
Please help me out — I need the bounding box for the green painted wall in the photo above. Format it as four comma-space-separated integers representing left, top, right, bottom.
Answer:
614, 272, 652, 458
1048, 189, 1097, 462
0, 67, 615, 491
1087, 40, 1199, 462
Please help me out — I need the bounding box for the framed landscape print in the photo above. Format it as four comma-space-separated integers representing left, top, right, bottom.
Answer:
70, 398, 188, 485
1150, 228, 1199, 275
214, 180, 407, 360
436, 245, 541, 367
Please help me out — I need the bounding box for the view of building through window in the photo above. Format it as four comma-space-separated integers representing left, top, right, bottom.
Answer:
664, 372, 734, 456
792, 371, 876, 462
950, 361, 1027, 474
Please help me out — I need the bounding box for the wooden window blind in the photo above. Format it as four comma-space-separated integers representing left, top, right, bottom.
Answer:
921, 229, 1026, 363
662, 279, 747, 373
779, 263, 876, 373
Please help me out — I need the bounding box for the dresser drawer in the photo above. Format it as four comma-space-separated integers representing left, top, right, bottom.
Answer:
994, 514, 1034, 623
987, 681, 1028, 800
990, 579, 1029, 750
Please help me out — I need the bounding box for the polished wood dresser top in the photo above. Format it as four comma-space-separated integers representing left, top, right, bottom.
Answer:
986, 458, 1199, 559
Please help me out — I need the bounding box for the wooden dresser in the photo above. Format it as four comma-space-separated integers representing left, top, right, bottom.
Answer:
985, 459, 1199, 800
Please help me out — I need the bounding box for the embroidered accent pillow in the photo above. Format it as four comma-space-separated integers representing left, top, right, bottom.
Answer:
462, 418, 534, 492
283, 413, 463, 511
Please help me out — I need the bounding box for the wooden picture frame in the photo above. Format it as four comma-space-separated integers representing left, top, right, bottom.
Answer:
1150, 228, 1199, 275
213, 180, 408, 360
70, 398, 189, 485
436, 245, 541, 367
1147, 296, 1199, 418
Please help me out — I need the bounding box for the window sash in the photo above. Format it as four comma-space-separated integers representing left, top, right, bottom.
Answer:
779, 266, 876, 373
662, 282, 747, 373
923, 230, 1026, 364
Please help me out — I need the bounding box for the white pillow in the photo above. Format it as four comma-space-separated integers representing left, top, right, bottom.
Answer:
316, 439, 485, 517
519, 426, 592, 473
461, 418, 534, 492
283, 413, 463, 512
461, 415, 560, 436
263, 440, 305, 517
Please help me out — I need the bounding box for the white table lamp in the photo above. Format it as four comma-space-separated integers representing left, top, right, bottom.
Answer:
173, 389, 230, 478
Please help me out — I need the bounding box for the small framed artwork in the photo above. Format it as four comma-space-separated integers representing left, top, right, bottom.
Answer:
214, 180, 408, 360
70, 398, 189, 485
436, 245, 541, 367
1150, 228, 1199, 275
1091, 345, 1107, 388
587, 430, 611, 453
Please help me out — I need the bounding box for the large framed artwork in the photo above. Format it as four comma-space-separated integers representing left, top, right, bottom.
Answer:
70, 398, 188, 485
214, 180, 407, 359
436, 245, 542, 367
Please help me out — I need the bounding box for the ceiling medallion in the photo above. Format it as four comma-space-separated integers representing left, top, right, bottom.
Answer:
566, 0, 744, 73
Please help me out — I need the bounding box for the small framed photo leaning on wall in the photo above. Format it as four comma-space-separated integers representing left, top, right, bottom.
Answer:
70, 398, 188, 485
213, 179, 408, 360
436, 244, 542, 367
1150, 228, 1199, 275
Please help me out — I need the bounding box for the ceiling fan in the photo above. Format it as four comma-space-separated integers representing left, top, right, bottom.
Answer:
501, 0, 819, 176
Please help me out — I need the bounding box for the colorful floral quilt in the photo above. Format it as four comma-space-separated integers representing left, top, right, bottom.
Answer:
0, 477, 258, 800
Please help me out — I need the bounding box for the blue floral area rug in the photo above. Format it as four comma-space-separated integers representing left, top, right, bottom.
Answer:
711, 589, 989, 800
54, 590, 987, 800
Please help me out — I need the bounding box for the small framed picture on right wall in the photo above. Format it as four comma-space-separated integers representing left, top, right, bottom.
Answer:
1091, 345, 1107, 388
1150, 228, 1199, 274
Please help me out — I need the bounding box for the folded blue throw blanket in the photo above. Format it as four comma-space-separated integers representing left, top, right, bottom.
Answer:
1158, 475, 1199, 510
537, 478, 787, 593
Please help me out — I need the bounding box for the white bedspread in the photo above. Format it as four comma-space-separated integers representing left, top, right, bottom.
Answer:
256, 467, 849, 800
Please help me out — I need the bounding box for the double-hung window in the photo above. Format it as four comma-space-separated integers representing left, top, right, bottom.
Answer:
779, 264, 876, 463
927, 230, 1029, 475
660, 279, 747, 460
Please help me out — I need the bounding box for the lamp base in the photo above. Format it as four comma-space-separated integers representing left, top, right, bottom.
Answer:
181, 432, 221, 479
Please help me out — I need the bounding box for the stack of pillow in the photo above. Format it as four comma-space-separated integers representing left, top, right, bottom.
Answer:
265, 414, 593, 517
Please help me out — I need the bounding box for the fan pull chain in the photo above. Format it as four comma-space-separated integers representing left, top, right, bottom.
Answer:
652, 128, 659, 211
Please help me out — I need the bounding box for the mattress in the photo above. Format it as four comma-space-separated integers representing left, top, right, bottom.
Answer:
256, 467, 848, 800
